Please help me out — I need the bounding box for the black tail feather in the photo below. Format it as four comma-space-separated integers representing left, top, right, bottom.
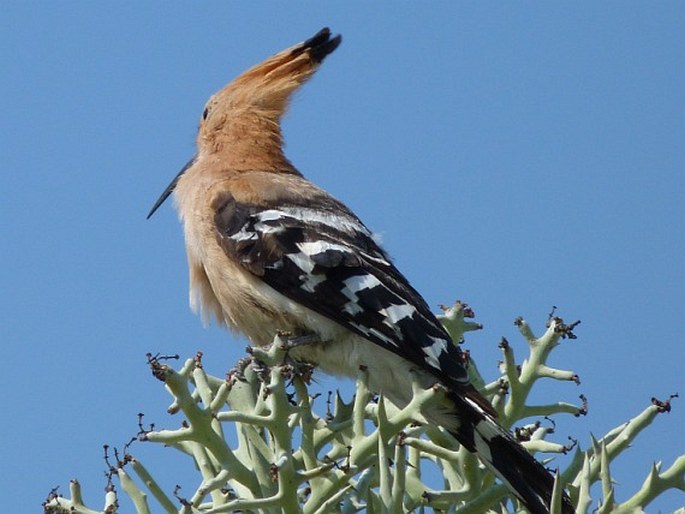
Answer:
484, 429, 573, 514
448, 392, 575, 514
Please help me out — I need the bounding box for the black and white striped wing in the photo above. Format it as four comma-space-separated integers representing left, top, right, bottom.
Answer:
213, 191, 470, 390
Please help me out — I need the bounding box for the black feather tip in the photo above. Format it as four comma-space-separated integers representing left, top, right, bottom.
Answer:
296, 27, 342, 63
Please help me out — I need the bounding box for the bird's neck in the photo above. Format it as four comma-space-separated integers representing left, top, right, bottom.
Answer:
200, 116, 296, 173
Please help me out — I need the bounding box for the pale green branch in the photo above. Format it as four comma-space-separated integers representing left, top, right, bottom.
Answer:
45, 307, 681, 514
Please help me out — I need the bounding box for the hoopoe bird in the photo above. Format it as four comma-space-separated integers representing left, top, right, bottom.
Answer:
148, 28, 574, 514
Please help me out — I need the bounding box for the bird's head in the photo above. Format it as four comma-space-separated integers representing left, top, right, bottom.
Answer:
199, 27, 341, 146
147, 28, 341, 219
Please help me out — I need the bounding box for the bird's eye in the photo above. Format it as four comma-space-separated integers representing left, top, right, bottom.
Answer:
202, 107, 210, 120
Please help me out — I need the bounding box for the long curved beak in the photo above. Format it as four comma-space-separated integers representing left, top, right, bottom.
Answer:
146, 156, 196, 219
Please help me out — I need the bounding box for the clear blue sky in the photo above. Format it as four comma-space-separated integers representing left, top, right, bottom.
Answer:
2, 3, 683, 512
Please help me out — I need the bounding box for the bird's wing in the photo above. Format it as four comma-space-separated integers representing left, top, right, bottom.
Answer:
212, 190, 471, 391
